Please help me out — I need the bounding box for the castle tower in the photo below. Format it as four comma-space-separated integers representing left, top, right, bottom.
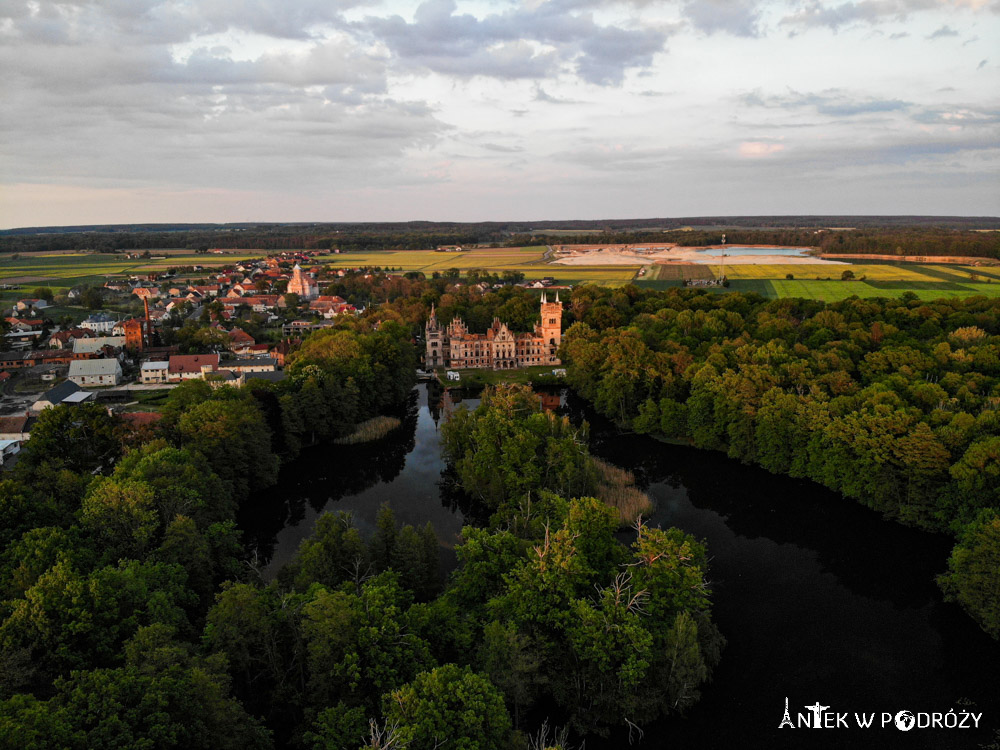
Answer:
539, 291, 563, 359
425, 304, 444, 368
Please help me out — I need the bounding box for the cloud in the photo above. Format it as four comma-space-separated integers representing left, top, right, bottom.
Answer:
684, 0, 764, 37
927, 24, 960, 38
740, 88, 912, 117
780, 0, 999, 31
360, 0, 672, 85
739, 141, 785, 158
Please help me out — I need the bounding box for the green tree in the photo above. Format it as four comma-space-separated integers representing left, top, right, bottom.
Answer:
16, 404, 122, 475
79, 478, 159, 561
177, 400, 279, 499
280, 511, 369, 592
383, 664, 512, 750
939, 509, 1000, 639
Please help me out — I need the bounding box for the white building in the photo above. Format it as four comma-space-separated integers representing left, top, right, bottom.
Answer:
80, 312, 117, 334
68, 358, 122, 386
139, 360, 169, 384
0, 439, 21, 466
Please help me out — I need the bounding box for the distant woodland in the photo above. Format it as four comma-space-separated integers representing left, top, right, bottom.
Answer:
1, 217, 998, 257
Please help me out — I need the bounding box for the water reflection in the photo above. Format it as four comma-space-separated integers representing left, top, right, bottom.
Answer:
238, 385, 465, 577
240, 384, 1000, 749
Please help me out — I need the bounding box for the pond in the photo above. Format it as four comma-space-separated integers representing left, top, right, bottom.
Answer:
696, 246, 815, 257
239, 383, 1000, 748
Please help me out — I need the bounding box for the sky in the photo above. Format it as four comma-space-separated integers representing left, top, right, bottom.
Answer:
1, 0, 998, 228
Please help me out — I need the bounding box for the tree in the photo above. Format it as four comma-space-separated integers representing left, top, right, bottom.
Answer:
841, 269, 855, 281
383, 664, 512, 750
112, 441, 235, 527
1, 625, 272, 750
79, 478, 159, 561
939, 509, 1000, 639
177, 400, 279, 499
280, 511, 369, 592
31, 287, 54, 303
15, 403, 122, 475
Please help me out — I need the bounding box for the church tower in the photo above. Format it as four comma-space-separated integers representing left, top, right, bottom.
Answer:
288, 263, 319, 301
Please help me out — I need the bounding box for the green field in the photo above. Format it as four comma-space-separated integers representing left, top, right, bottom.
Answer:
3, 248, 998, 300
717, 263, 995, 283
0, 251, 236, 290
719, 278, 1000, 301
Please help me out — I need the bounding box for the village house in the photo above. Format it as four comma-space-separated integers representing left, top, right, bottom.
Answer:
0, 349, 91, 370
139, 360, 169, 384
167, 353, 220, 382
0, 415, 34, 442
68, 358, 123, 387
32, 380, 85, 410
218, 357, 277, 375
16, 298, 50, 312
73, 336, 126, 355
80, 312, 117, 333
48, 328, 94, 349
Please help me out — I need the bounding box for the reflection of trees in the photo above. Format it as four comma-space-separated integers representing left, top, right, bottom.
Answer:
238, 390, 420, 563
563, 390, 951, 609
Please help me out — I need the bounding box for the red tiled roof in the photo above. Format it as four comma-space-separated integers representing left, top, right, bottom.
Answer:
168, 353, 220, 374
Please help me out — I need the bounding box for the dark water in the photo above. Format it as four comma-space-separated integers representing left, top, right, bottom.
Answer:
240, 384, 1000, 749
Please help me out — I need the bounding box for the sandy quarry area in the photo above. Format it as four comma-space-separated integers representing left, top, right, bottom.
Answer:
552, 244, 848, 266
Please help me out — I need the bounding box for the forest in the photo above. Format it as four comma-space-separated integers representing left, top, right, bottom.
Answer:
2, 218, 997, 257
558, 285, 1000, 638
0, 293, 722, 748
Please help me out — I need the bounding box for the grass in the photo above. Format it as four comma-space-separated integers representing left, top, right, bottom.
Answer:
334, 415, 403, 444
591, 457, 653, 525
0, 251, 236, 288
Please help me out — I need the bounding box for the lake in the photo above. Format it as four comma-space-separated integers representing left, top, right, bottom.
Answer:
696, 246, 815, 257
239, 383, 1000, 749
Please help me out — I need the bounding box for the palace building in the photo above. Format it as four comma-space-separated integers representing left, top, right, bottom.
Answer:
425, 292, 563, 370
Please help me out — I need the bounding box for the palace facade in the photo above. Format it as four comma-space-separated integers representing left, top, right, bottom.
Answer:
425, 293, 563, 370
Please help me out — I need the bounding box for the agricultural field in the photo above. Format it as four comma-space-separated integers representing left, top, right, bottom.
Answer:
644, 263, 714, 281
4, 247, 1000, 300
320, 247, 639, 286
697, 262, 1000, 301
320, 247, 548, 271
720, 278, 1000, 301
716, 263, 994, 282
0, 251, 235, 291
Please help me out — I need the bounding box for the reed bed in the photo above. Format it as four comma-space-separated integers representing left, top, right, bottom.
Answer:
334, 415, 402, 445
591, 456, 653, 525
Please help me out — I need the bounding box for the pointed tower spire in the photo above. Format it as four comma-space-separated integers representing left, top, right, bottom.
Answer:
555, 290, 560, 303
541, 291, 547, 304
